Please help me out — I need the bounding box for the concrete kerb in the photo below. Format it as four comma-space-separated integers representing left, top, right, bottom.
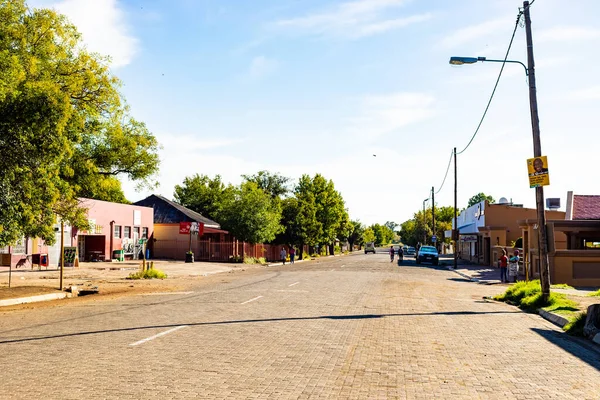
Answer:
446, 266, 481, 283
0, 292, 71, 307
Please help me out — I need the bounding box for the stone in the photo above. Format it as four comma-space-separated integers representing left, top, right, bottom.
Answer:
583, 304, 600, 339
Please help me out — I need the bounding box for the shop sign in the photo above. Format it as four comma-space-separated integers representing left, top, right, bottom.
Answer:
461, 234, 478, 242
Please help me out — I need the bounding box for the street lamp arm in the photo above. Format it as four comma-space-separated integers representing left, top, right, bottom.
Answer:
478, 57, 529, 76
449, 56, 528, 76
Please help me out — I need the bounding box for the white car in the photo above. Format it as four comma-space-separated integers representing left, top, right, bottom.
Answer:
364, 242, 376, 254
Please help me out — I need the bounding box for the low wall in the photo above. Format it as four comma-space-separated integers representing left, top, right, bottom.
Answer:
552, 250, 600, 286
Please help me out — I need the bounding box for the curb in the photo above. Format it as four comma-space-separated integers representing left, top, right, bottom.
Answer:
538, 309, 569, 327
446, 266, 480, 282
0, 292, 70, 307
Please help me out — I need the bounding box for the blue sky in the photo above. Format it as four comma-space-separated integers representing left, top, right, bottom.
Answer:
29, 0, 600, 225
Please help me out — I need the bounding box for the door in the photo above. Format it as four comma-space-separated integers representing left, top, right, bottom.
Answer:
78, 236, 86, 262
484, 237, 491, 266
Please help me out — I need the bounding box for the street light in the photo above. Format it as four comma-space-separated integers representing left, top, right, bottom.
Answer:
448, 1, 550, 301
422, 198, 429, 245
449, 56, 528, 76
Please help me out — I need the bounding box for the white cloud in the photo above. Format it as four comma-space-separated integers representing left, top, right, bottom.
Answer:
536, 26, 600, 43
29, 0, 138, 68
274, 0, 430, 39
566, 85, 600, 101
248, 56, 279, 80
348, 93, 436, 138
439, 17, 511, 49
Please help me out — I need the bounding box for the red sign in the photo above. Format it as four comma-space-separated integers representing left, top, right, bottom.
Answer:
179, 222, 204, 235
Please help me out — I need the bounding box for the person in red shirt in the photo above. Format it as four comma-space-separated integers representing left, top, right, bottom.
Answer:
499, 248, 508, 283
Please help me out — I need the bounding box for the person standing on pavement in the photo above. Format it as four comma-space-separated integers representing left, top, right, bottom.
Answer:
280, 247, 287, 265
509, 249, 520, 283
289, 247, 296, 264
499, 248, 508, 283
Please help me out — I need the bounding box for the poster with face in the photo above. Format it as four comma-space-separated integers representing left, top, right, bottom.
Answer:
527, 156, 550, 188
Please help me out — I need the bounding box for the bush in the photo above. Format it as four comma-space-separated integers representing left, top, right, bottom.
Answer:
128, 268, 167, 280
494, 280, 541, 305
243, 256, 267, 265
303, 253, 311, 260
588, 289, 600, 297
310, 253, 320, 258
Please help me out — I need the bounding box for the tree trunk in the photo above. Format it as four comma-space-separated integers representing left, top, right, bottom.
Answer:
329, 243, 334, 255
298, 245, 304, 261
583, 304, 600, 339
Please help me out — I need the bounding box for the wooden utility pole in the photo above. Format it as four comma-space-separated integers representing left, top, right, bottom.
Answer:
454, 147, 458, 269
59, 220, 64, 290
523, 1, 550, 301
431, 187, 435, 247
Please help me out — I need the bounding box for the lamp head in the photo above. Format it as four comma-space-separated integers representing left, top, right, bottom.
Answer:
449, 56, 485, 65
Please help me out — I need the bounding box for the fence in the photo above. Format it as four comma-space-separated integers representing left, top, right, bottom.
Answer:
152, 240, 308, 263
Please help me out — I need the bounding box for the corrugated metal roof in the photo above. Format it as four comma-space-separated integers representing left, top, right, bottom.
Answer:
133, 194, 221, 228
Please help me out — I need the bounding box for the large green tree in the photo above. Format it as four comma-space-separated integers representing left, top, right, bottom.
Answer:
173, 174, 235, 222
0, 1, 159, 245
347, 220, 365, 251
219, 181, 283, 244
242, 171, 290, 199
467, 193, 495, 208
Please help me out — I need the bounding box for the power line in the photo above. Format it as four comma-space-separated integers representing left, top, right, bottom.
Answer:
456, 10, 523, 155
434, 150, 453, 195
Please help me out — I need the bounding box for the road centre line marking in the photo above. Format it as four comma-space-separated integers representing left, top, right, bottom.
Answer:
288, 282, 299, 287
241, 296, 263, 304
129, 325, 188, 347
137, 291, 194, 296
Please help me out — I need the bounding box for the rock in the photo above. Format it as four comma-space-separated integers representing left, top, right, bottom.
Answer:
583, 304, 600, 339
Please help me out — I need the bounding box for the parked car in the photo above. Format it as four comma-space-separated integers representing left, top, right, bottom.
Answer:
364, 242, 376, 254
404, 246, 416, 256
416, 245, 439, 265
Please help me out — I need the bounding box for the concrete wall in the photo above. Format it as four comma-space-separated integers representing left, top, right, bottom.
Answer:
552, 250, 600, 286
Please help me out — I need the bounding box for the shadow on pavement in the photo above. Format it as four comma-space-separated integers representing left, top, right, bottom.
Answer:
1, 310, 521, 345
531, 328, 600, 371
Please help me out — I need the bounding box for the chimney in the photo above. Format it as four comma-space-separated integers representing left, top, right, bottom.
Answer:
565, 191, 574, 220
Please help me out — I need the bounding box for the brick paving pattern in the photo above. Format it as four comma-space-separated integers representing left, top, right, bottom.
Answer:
0, 253, 599, 399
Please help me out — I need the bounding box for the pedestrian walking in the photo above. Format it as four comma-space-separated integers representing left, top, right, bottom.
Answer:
289, 247, 296, 264
280, 247, 287, 265
509, 249, 520, 283
499, 248, 508, 283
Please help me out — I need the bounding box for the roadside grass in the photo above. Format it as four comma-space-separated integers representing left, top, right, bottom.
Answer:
588, 289, 600, 297
551, 283, 574, 290
494, 279, 587, 335
243, 257, 267, 265
128, 268, 167, 280
563, 312, 587, 336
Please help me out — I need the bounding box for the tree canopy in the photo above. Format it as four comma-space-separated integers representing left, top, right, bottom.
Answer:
0, 1, 159, 245
173, 174, 235, 222
467, 193, 495, 208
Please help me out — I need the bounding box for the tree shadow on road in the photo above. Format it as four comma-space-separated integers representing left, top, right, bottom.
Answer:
0, 309, 521, 345
531, 328, 600, 371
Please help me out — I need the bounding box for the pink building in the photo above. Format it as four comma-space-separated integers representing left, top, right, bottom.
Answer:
75, 198, 154, 262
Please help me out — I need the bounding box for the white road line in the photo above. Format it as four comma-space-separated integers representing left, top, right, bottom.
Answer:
288, 282, 299, 287
129, 325, 188, 347
241, 296, 263, 305
137, 291, 194, 296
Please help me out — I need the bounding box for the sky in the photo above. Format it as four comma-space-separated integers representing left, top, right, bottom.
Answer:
28, 0, 600, 226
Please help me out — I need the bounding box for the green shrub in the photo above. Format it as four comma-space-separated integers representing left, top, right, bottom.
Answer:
564, 312, 587, 336
588, 289, 600, 297
494, 280, 541, 304
258, 257, 266, 264
128, 268, 167, 280
303, 253, 310, 260
311, 253, 320, 258
243, 256, 267, 265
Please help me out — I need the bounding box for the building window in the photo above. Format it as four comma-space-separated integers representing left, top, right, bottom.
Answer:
142, 227, 149, 239
134, 227, 140, 239
114, 225, 121, 238
124, 226, 131, 239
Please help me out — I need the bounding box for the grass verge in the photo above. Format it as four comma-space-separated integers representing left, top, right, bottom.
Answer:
551, 283, 574, 290
494, 280, 587, 335
588, 289, 600, 297
128, 268, 167, 280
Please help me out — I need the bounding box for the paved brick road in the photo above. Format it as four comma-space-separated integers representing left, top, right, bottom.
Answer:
0, 252, 598, 399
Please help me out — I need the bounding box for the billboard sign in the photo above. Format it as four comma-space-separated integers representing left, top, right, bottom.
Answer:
527, 156, 550, 188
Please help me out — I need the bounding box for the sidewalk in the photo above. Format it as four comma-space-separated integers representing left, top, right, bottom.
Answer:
0, 259, 238, 306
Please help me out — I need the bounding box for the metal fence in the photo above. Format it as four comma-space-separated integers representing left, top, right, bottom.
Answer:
152, 240, 308, 263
